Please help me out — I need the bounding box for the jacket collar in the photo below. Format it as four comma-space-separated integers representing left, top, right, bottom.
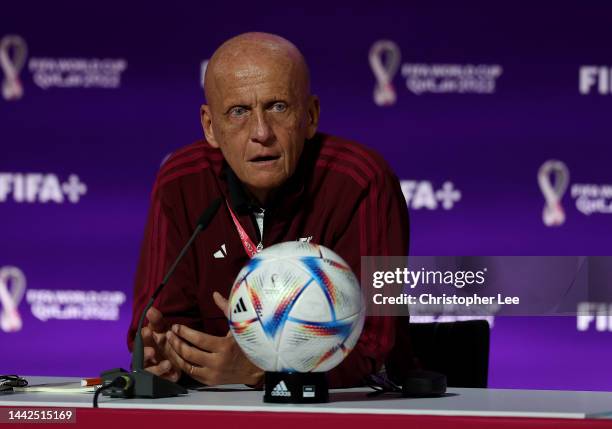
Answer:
225, 165, 259, 215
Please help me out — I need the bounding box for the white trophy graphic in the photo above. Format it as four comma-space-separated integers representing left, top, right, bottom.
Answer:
0, 266, 26, 333
0, 35, 28, 101
538, 160, 570, 227
369, 40, 401, 106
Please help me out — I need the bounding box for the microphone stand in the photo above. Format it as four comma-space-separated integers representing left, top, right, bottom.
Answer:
100, 198, 222, 399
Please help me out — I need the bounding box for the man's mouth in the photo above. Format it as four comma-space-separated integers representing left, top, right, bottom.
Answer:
250, 155, 280, 163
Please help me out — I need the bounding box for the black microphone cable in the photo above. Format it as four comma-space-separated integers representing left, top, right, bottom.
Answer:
93, 375, 133, 408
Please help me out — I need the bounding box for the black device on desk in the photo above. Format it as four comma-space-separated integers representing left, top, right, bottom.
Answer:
0, 375, 28, 393
367, 369, 447, 398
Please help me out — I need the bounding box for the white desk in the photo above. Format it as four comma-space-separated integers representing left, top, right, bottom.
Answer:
1, 376, 612, 420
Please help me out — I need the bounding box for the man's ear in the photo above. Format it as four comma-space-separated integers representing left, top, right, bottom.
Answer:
201, 104, 219, 148
305, 95, 320, 139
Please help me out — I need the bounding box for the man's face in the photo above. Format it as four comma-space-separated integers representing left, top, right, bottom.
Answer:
202, 54, 319, 201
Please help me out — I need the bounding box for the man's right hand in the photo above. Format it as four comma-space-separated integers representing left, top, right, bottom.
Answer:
141, 306, 181, 382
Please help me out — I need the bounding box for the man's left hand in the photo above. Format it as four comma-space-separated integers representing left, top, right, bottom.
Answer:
165, 291, 264, 386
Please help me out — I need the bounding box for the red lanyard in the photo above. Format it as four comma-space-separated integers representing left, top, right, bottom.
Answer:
226, 200, 262, 258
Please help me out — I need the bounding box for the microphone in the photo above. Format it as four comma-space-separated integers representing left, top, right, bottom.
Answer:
100, 197, 222, 400
132, 197, 222, 371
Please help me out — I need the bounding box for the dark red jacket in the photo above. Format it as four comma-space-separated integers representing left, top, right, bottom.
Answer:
128, 132, 412, 387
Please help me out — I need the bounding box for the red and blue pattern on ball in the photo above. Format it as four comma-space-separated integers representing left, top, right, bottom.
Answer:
298, 256, 350, 321
259, 256, 340, 339
260, 278, 314, 338
230, 258, 263, 298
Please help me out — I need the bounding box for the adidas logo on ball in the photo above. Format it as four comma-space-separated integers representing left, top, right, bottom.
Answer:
233, 297, 247, 314
271, 381, 291, 397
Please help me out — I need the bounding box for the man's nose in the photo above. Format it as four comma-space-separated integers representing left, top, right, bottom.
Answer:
249, 109, 273, 144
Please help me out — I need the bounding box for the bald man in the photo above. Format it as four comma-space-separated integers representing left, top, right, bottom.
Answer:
128, 32, 412, 388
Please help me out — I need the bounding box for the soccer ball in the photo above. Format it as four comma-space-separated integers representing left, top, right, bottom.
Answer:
228, 241, 365, 373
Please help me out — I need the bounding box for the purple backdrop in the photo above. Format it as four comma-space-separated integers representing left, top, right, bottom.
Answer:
1, 1, 611, 390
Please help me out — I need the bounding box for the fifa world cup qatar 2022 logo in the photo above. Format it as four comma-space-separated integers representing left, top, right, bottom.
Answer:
0, 266, 26, 333
369, 40, 401, 106
538, 160, 570, 227
0, 35, 27, 101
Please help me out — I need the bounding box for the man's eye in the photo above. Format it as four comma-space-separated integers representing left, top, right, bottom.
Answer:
270, 102, 287, 112
229, 107, 248, 117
